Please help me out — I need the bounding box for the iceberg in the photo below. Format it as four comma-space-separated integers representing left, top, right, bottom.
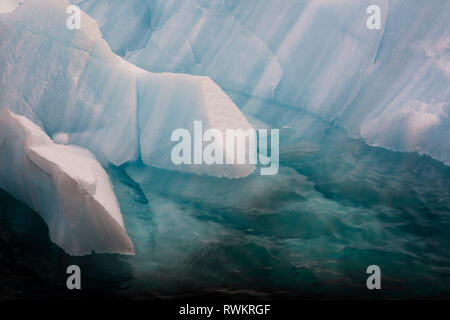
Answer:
0, 0, 257, 256
73, 0, 450, 165
0, 109, 134, 256
0, 0, 255, 178
0, 0, 447, 257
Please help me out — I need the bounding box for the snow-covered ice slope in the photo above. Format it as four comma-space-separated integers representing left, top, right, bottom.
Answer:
0, 109, 134, 256
73, 0, 450, 165
0, 0, 255, 177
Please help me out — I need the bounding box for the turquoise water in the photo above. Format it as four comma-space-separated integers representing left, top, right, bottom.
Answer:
0, 98, 449, 299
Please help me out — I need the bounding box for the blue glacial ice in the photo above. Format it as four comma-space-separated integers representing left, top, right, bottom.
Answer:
72, 0, 450, 165
0, 0, 256, 255
0, 0, 255, 178
0, 0, 449, 297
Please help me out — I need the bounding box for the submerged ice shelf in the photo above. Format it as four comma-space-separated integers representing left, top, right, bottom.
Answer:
0, 109, 134, 256
1, 99, 450, 298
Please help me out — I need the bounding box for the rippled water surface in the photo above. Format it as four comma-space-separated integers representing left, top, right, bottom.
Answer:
1, 99, 449, 299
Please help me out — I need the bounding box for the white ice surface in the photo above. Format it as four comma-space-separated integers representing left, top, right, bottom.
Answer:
72, 0, 450, 165
0, 109, 134, 256
0, 0, 255, 177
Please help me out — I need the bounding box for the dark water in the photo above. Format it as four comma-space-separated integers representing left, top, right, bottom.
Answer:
0, 97, 449, 299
